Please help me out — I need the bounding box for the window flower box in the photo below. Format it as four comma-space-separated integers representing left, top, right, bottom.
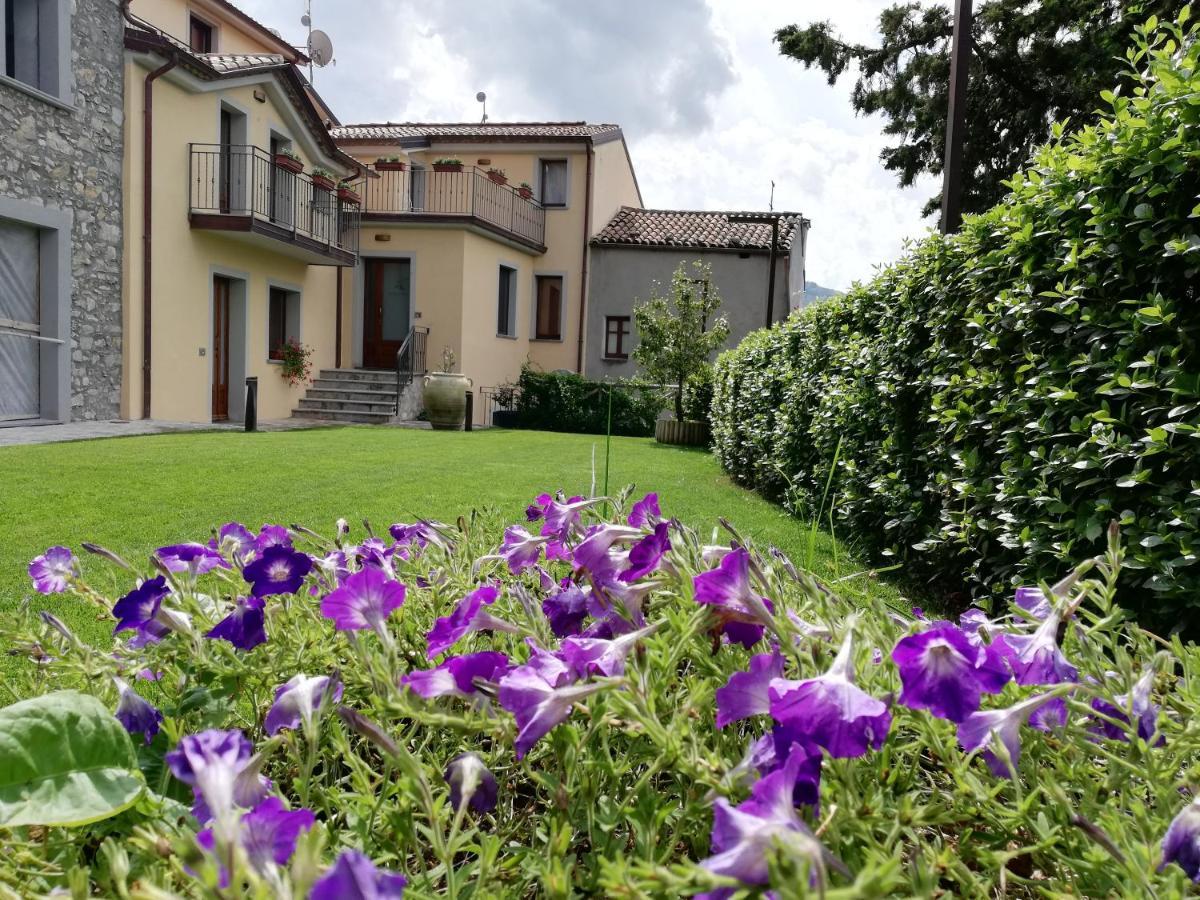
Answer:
274, 153, 303, 174
486, 168, 508, 186
311, 172, 336, 193
337, 185, 361, 205
375, 158, 406, 171
433, 158, 463, 173
517, 182, 533, 200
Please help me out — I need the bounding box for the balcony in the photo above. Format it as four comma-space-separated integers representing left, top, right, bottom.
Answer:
188, 144, 360, 266
349, 164, 546, 252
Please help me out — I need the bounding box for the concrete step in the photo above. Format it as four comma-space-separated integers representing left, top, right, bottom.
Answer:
305, 386, 398, 402
297, 397, 396, 415
293, 407, 393, 425
316, 368, 401, 384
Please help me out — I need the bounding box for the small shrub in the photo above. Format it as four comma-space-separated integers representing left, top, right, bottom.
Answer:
277, 338, 314, 387
511, 365, 663, 436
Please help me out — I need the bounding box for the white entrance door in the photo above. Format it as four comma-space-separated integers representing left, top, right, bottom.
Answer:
0, 219, 41, 421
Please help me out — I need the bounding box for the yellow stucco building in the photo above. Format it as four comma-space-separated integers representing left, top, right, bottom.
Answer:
120, 0, 643, 427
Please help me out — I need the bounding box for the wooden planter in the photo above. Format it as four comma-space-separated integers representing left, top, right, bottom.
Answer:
487, 171, 507, 185
337, 187, 361, 205
274, 154, 303, 174
517, 187, 533, 200
311, 174, 335, 192
375, 160, 406, 171
655, 418, 708, 446
433, 163, 463, 173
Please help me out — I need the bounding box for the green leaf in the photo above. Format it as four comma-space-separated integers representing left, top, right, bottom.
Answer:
0, 691, 144, 827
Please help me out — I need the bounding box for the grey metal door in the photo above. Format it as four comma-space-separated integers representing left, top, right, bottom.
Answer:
0, 219, 41, 421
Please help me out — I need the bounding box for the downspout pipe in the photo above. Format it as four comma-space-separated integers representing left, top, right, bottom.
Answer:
124, 0, 175, 418
575, 142, 594, 374
335, 265, 343, 368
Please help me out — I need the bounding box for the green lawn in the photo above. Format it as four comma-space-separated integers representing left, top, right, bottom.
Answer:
0, 427, 907, 669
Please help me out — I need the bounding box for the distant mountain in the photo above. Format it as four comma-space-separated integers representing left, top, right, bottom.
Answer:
803, 281, 841, 302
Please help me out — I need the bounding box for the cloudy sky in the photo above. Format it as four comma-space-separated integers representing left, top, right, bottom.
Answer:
235, 0, 941, 290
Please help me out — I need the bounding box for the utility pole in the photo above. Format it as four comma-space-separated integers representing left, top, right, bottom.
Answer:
729, 213, 781, 327
940, 0, 973, 234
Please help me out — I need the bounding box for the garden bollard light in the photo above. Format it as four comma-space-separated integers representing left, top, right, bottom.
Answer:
464, 391, 474, 432
245, 377, 258, 432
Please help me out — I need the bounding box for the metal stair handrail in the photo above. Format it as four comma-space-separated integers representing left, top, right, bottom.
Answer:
394, 326, 430, 414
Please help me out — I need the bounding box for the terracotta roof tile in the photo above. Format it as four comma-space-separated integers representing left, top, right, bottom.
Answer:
199, 53, 288, 74
330, 122, 622, 142
593, 207, 807, 252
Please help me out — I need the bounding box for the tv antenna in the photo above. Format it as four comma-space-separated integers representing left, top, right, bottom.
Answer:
476, 91, 488, 123
769, 179, 775, 212
302, 3, 334, 82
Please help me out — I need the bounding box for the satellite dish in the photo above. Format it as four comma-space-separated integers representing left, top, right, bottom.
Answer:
300, 13, 311, 26
475, 91, 486, 103
308, 29, 333, 66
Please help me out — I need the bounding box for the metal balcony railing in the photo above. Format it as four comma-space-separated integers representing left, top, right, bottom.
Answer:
349, 164, 546, 248
189, 144, 360, 258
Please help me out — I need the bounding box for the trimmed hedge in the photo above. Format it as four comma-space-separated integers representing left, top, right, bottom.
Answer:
713, 14, 1200, 625
511, 366, 663, 436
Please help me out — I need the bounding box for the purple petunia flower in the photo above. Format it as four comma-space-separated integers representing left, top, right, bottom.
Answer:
444, 752, 498, 813
206, 596, 267, 651
320, 567, 406, 638
113, 677, 163, 744
254, 524, 292, 552
166, 729, 259, 839
992, 612, 1078, 729
1014, 585, 1052, 620
747, 727, 824, 809
1161, 797, 1200, 882
693, 548, 775, 646
264, 674, 343, 737
699, 746, 833, 896
112, 576, 178, 648
213, 522, 255, 557
560, 624, 657, 678
402, 651, 512, 699
1091, 669, 1161, 744
769, 627, 892, 758
621, 522, 671, 582
628, 492, 661, 529
425, 585, 517, 658
28, 546, 77, 594
310, 850, 407, 899
243, 546, 313, 598
540, 496, 594, 543
716, 651, 786, 729
891, 623, 1010, 723
957, 690, 1069, 778
496, 526, 549, 573
497, 664, 610, 758
526, 492, 552, 522
155, 543, 230, 576
389, 520, 446, 552
196, 797, 314, 883
542, 582, 590, 637
523, 639, 576, 687
573, 524, 644, 585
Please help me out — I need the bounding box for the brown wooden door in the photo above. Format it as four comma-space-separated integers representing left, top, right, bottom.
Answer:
212, 277, 231, 421
362, 258, 412, 369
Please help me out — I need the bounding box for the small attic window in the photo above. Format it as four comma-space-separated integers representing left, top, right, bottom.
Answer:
189, 14, 214, 53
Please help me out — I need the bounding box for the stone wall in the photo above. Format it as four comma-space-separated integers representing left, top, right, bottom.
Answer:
0, 0, 125, 421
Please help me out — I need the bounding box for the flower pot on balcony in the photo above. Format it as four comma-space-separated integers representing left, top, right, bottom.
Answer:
337, 186, 361, 205
487, 171, 508, 186
423, 372, 473, 430
375, 160, 406, 171
517, 186, 533, 200
654, 418, 708, 446
274, 154, 303, 174
433, 163, 463, 173
311, 174, 336, 193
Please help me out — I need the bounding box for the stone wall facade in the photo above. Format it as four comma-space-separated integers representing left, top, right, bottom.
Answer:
0, 0, 124, 421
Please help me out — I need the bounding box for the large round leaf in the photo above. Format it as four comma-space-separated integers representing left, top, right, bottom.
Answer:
0, 690, 144, 827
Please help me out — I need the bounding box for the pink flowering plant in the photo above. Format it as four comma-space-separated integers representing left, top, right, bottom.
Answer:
7, 500, 1200, 896
277, 338, 314, 387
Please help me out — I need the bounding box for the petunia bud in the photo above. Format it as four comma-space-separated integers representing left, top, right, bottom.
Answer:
443, 752, 498, 814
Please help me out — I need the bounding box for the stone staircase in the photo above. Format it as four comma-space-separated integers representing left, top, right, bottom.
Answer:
292, 369, 422, 424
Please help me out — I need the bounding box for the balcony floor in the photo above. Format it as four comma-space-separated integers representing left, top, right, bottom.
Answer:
190, 213, 357, 266
358, 211, 547, 255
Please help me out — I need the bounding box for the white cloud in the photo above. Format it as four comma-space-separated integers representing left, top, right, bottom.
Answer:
231, 0, 939, 289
